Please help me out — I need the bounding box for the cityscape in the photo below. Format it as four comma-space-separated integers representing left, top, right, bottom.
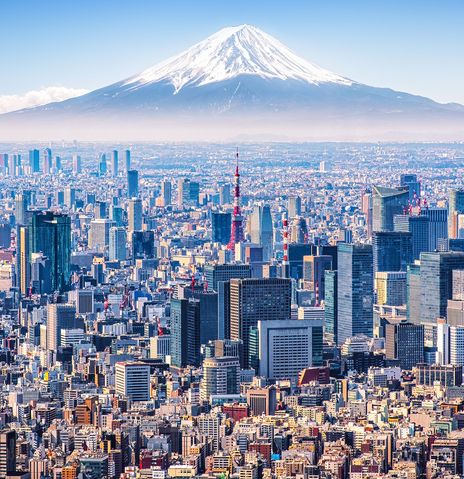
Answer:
1, 2, 464, 479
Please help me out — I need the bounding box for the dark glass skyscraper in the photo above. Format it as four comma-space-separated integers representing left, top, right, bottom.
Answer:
372, 231, 412, 273
29, 211, 71, 293
394, 214, 430, 261
337, 243, 373, 345
372, 186, 409, 232
204, 263, 251, 292
211, 212, 232, 245
385, 321, 424, 369
400, 173, 421, 203
448, 189, 464, 239
127, 169, 139, 198
28, 149, 40, 173
324, 270, 338, 344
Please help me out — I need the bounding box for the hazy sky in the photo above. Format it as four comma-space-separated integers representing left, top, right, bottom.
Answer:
2, 0, 464, 104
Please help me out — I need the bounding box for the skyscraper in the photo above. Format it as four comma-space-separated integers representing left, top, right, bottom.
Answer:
229, 278, 292, 368
219, 184, 231, 205
64, 186, 75, 210
200, 356, 240, 402
17, 225, 30, 295
43, 148, 52, 174
0, 430, 16, 478
448, 189, 464, 239
324, 270, 338, 344
177, 178, 199, 208
131, 230, 155, 260
88, 219, 114, 253
99, 153, 107, 176
249, 203, 273, 261
337, 243, 374, 345
394, 214, 430, 261
211, 212, 232, 245
400, 173, 421, 203
385, 321, 424, 369
47, 303, 81, 351
109, 226, 127, 261
161, 180, 172, 206
361, 189, 373, 239
125, 149, 131, 170
128, 198, 143, 233
29, 149, 40, 173
112, 149, 119, 177
375, 272, 407, 306
127, 169, 139, 198
115, 362, 150, 402
204, 263, 251, 292
15, 193, 28, 226
372, 231, 412, 273
170, 298, 201, 368
372, 186, 409, 232
72, 154, 82, 174
30, 212, 71, 292
302, 254, 332, 300
288, 196, 302, 218
422, 207, 448, 251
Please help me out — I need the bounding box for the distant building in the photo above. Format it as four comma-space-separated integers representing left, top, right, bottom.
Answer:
372, 186, 409, 232
385, 321, 424, 369
115, 362, 150, 401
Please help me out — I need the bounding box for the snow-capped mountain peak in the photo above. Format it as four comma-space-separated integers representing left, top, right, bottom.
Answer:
124, 24, 353, 93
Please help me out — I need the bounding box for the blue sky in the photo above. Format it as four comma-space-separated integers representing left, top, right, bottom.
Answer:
2, 0, 464, 104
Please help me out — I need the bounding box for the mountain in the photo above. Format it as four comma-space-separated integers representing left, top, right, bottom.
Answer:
2, 24, 464, 141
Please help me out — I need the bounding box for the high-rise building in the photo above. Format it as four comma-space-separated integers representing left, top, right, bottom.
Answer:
17, 225, 30, 295
449, 189, 464, 239
64, 186, 75, 209
111, 149, 119, 177
375, 272, 407, 306
394, 214, 430, 261
385, 321, 424, 369
30, 212, 71, 292
15, 193, 28, 226
29, 149, 40, 173
128, 198, 143, 233
43, 148, 52, 174
257, 319, 323, 381
125, 149, 131, 170
0, 430, 16, 478
423, 207, 448, 250
109, 226, 127, 261
372, 231, 412, 273
99, 153, 107, 175
229, 278, 292, 368
177, 178, 199, 208
72, 154, 82, 174
127, 170, 139, 198
288, 196, 302, 218
161, 180, 172, 207
406, 263, 421, 324
420, 251, 464, 325
219, 184, 231, 205
200, 356, 240, 402
115, 362, 150, 401
47, 303, 82, 351
361, 189, 373, 239
324, 270, 338, 344
246, 387, 277, 416
211, 212, 232, 245
170, 298, 201, 368
372, 186, 409, 232
400, 174, 421, 203
131, 230, 155, 260
88, 219, 114, 253
204, 263, 251, 292
302, 254, 332, 300
249, 203, 273, 261
337, 243, 374, 345
150, 335, 171, 361
450, 326, 464, 366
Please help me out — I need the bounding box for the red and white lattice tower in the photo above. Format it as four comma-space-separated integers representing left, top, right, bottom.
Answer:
227, 149, 245, 250
282, 214, 289, 278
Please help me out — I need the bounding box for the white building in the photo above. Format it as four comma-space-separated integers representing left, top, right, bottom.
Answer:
200, 356, 240, 402
150, 335, 171, 361
115, 362, 150, 402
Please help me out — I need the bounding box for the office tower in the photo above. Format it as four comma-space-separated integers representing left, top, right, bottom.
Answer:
131, 231, 155, 260
115, 362, 150, 401
125, 149, 131, 170
229, 278, 291, 368
325, 270, 338, 344
61, 328, 85, 347
47, 303, 81, 351
127, 169, 139, 198
79, 457, 108, 479
372, 185, 409, 232
449, 189, 464, 239
15, 193, 28, 225
372, 231, 412, 273
17, 226, 30, 296
99, 153, 107, 175
200, 356, 240, 401
72, 154, 82, 174
0, 224, 11, 248
150, 335, 171, 361
385, 321, 424, 370
64, 186, 75, 209
29, 458, 48, 479
170, 298, 201, 368
287, 243, 312, 279
400, 173, 421, 203
30, 252, 52, 294
302, 254, 332, 300
43, 148, 52, 174
88, 219, 114, 252
219, 184, 231, 205
161, 180, 172, 207
109, 226, 127, 261
54, 155, 62, 171
249, 203, 273, 261
109, 205, 124, 226
0, 430, 16, 478
406, 263, 421, 324
450, 326, 464, 366
29, 149, 40, 173
290, 216, 308, 244
375, 272, 407, 306
337, 244, 373, 345
30, 212, 71, 292
211, 212, 232, 245
177, 178, 199, 208
128, 198, 143, 233
257, 319, 323, 381
94, 201, 107, 219
394, 214, 430, 260
246, 387, 277, 416
288, 196, 302, 218
422, 207, 448, 250
437, 319, 450, 364
111, 149, 119, 177
227, 156, 245, 250
361, 189, 373, 239
75, 289, 94, 314
452, 270, 464, 300
420, 251, 464, 325
204, 263, 251, 292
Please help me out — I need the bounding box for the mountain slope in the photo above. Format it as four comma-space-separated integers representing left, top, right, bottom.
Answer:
1, 24, 464, 141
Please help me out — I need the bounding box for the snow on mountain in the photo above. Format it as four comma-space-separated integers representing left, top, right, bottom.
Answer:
123, 24, 353, 93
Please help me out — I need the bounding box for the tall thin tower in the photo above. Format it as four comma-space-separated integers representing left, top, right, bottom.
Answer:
227, 150, 245, 250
